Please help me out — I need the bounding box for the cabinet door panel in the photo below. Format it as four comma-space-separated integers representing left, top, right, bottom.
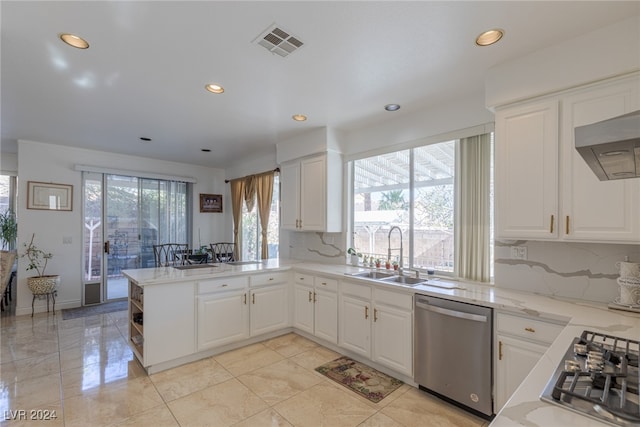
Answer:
372, 303, 412, 377
495, 335, 547, 411
339, 295, 371, 358
281, 162, 300, 230
561, 79, 640, 242
300, 156, 326, 231
293, 284, 314, 334
495, 100, 559, 239
250, 284, 289, 336
314, 289, 338, 344
197, 291, 248, 350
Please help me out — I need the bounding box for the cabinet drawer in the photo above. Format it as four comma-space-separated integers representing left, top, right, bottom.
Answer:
314, 276, 338, 292
496, 312, 565, 344
294, 273, 314, 285
340, 280, 371, 300
374, 288, 412, 310
198, 276, 248, 294
251, 271, 290, 287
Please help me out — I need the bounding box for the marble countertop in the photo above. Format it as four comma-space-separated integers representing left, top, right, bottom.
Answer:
123, 260, 640, 426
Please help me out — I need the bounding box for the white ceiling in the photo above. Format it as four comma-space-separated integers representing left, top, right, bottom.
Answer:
2, 1, 638, 169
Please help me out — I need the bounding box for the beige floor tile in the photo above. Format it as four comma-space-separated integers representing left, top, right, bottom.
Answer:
150, 356, 233, 401
381, 388, 486, 427
61, 357, 147, 398
214, 342, 284, 376
263, 332, 319, 357
289, 346, 342, 371
62, 376, 164, 427
358, 412, 406, 427
0, 402, 63, 427
0, 352, 61, 383
0, 372, 62, 413
238, 358, 323, 405
58, 324, 125, 350
0, 334, 58, 363
59, 337, 133, 371
232, 408, 293, 427
273, 382, 376, 427
168, 378, 268, 427
111, 404, 179, 427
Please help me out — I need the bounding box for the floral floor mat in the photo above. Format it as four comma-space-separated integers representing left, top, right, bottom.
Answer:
315, 356, 403, 403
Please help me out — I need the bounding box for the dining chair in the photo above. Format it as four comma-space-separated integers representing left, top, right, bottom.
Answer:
209, 242, 236, 263
152, 243, 190, 267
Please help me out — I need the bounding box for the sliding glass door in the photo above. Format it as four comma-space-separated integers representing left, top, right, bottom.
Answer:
82, 172, 190, 304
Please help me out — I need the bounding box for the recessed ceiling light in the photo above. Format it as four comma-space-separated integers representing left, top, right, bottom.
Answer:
292, 114, 307, 122
201, 149, 211, 152
475, 29, 504, 46
59, 33, 89, 49
139, 137, 152, 142
384, 104, 401, 112
205, 84, 224, 94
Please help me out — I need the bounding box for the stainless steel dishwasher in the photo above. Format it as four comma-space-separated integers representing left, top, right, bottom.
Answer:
415, 294, 494, 418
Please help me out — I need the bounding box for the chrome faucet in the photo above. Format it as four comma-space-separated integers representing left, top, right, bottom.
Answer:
387, 226, 403, 275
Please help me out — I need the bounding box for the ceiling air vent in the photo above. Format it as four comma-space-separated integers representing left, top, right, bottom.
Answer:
253, 24, 304, 58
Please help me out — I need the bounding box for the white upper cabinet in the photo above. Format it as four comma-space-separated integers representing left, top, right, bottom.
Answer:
495, 100, 559, 240
495, 73, 640, 243
280, 152, 342, 232
560, 77, 640, 242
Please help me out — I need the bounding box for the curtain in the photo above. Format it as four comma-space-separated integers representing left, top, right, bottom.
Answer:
455, 133, 491, 282
255, 171, 275, 259
229, 178, 245, 261
244, 175, 256, 212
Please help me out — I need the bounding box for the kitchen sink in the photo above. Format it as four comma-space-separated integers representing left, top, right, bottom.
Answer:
379, 275, 427, 286
173, 264, 219, 270
348, 271, 395, 280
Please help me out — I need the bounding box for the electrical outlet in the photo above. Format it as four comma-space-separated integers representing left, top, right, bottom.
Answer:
510, 246, 527, 260
63, 236, 72, 244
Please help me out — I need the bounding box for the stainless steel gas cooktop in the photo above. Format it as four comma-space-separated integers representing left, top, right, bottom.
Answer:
541, 330, 640, 426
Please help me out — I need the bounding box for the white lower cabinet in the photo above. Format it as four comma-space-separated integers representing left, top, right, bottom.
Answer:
339, 280, 413, 377
249, 282, 289, 336
292, 273, 338, 344
196, 276, 250, 351
494, 311, 566, 411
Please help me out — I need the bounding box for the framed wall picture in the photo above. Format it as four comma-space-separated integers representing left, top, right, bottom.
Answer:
200, 193, 222, 213
27, 181, 73, 211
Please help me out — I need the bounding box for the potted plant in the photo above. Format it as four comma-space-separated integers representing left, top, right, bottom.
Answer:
375, 258, 381, 269
385, 259, 391, 270
0, 209, 17, 250
21, 233, 59, 295
392, 260, 399, 271
347, 247, 359, 266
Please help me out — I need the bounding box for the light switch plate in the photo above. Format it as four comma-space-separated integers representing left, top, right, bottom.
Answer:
63, 236, 72, 244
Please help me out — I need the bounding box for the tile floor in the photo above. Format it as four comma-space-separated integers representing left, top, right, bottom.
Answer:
0, 310, 490, 426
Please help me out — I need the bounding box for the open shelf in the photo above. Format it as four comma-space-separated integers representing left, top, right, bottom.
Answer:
129, 281, 144, 362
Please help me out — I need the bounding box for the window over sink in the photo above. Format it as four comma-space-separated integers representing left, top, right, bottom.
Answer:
349, 133, 494, 280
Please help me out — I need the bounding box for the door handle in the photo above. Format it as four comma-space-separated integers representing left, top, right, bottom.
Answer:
313, 292, 317, 303
243, 293, 247, 305
499, 340, 503, 361
308, 291, 312, 302
252, 293, 255, 304
365, 306, 369, 319
565, 215, 570, 235
374, 308, 378, 322
550, 214, 554, 233
104, 240, 110, 254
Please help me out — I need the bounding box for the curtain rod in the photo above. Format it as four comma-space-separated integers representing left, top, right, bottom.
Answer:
225, 167, 280, 183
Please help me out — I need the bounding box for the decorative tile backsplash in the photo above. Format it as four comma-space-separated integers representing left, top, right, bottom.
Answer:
284, 231, 640, 304
495, 240, 640, 303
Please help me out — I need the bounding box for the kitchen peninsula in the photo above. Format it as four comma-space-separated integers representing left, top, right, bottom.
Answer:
123, 261, 640, 426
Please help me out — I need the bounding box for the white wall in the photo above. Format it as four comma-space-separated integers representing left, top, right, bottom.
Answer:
16, 140, 228, 315
485, 15, 640, 109
0, 152, 18, 175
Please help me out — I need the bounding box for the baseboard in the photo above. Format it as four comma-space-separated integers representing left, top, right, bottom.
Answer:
15, 298, 82, 317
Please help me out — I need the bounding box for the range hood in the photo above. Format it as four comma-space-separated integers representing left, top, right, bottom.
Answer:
575, 110, 640, 181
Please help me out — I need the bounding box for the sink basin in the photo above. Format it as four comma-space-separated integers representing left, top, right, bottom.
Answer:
173, 264, 219, 270
227, 261, 264, 266
348, 271, 395, 280
380, 275, 428, 286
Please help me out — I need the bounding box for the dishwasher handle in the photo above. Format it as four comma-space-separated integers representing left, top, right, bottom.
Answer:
416, 300, 488, 323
